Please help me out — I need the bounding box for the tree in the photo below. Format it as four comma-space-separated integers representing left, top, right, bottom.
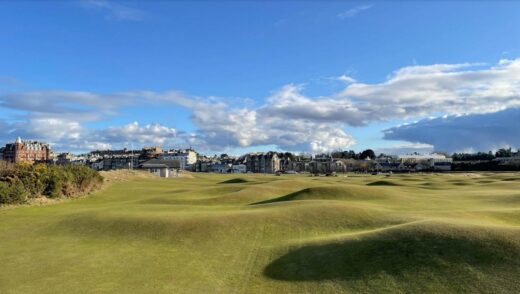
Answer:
359, 149, 376, 160
495, 148, 512, 158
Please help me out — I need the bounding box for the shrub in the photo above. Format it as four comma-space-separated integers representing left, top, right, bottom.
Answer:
0, 181, 28, 205
0, 161, 103, 205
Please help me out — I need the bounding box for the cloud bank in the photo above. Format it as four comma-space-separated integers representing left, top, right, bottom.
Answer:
1, 58, 520, 153
383, 108, 520, 152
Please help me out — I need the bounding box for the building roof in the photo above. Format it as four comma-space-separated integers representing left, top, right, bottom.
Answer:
140, 159, 180, 169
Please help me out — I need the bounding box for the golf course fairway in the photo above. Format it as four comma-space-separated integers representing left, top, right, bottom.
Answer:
1, 172, 519, 293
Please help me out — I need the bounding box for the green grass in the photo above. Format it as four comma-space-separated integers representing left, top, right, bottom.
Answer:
1, 172, 519, 293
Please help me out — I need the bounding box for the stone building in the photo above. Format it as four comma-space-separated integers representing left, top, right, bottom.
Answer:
245, 152, 281, 173
2, 137, 50, 164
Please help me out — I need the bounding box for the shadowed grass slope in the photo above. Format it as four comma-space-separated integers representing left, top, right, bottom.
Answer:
264, 222, 520, 293
251, 185, 392, 205
219, 177, 250, 184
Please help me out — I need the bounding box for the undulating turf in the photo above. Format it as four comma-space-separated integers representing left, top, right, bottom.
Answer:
1, 172, 519, 293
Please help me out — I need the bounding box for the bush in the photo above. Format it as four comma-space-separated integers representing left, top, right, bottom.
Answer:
0, 181, 28, 205
0, 162, 103, 205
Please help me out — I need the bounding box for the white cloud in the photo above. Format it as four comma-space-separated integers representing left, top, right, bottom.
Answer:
336, 75, 357, 84
0, 117, 178, 152
251, 59, 520, 129
178, 93, 356, 152
338, 5, 373, 19
100, 122, 177, 146
2, 58, 520, 153
341, 59, 520, 118
81, 0, 146, 21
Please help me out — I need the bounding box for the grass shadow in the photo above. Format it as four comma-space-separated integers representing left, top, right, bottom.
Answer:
219, 178, 249, 184
367, 180, 401, 186
264, 227, 519, 282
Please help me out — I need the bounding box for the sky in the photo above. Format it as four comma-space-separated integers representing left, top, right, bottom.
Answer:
0, 1, 519, 155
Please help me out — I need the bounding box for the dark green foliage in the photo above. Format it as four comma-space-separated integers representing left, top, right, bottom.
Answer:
453, 161, 520, 171
495, 147, 514, 158
0, 181, 28, 204
331, 149, 376, 160
452, 152, 495, 161
359, 149, 376, 160
0, 162, 103, 205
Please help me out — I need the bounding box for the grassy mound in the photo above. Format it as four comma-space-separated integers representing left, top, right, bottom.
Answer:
265, 222, 520, 292
252, 186, 389, 205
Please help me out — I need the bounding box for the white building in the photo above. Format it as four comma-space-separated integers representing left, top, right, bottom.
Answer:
160, 149, 197, 170
140, 159, 181, 178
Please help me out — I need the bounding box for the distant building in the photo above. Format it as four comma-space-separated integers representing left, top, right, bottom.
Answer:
56, 152, 75, 165
161, 149, 197, 170
101, 155, 140, 171
139, 159, 180, 178
375, 162, 403, 172
305, 154, 350, 174
2, 137, 50, 164
231, 164, 247, 173
88, 148, 140, 171
245, 152, 280, 173
494, 156, 520, 165
211, 163, 230, 173
91, 160, 104, 171
398, 153, 452, 171
141, 146, 163, 160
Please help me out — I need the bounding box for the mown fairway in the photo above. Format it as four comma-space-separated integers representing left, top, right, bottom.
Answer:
1, 172, 520, 293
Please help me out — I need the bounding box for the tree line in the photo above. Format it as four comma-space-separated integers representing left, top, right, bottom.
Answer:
216, 147, 519, 162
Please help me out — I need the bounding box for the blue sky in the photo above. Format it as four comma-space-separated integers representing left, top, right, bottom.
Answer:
1, 1, 520, 154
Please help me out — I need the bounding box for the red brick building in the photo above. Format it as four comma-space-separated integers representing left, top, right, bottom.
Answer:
2, 137, 50, 164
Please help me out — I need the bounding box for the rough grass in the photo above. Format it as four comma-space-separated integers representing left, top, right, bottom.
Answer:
1, 172, 519, 293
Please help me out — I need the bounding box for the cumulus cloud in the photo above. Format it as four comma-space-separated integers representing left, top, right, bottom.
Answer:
179, 93, 356, 152
178, 58, 520, 152
98, 122, 177, 146
383, 108, 520, 152
341, 59, 520, 118
0, 117, 177, 152
2, 58, 520, 153
251, 59, 520, 128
